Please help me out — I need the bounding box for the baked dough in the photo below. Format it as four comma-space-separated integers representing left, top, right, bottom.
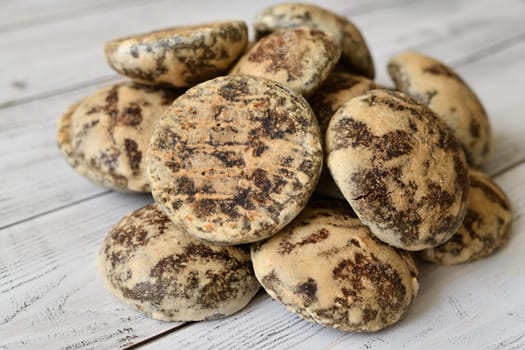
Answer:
326, 89, 470, 250
97, 204, 260, 321
251, 200, 419, 332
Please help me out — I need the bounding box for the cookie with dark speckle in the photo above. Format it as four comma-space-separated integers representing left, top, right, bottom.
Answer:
251, 201, 419, 332
230, 27, 340, 97
57, 82, 180, 192
97, 204, 260, 321
326, 89, 470, 251
254, 3, 374, 78
147, 75, 323, 245
419, 169, 512, 264
309, 72, 379, 199
388, 52, 492, 167
105, 21, 248, 88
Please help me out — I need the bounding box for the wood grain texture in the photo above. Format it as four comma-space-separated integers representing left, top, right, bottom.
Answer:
3, 0, 525, 108
0, 82, 115, 228
2, 0, 524, 230
138, 161, 525, 350
460, 40, 525, 177
129, 11, 525, 350
365, 0, 525, 84
0, 193, 188, 350
0, 0, 375, 108
1, 0, 525, 349
0, 0, 156, 32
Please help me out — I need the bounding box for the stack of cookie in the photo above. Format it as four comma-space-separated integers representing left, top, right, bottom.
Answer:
57, 3, 512, 332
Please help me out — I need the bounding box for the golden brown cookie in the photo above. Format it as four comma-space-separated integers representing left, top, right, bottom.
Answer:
251, 201, 419, 332
230, 27, 340, 97
57, 82, 179, 192
105, 21, 248, 87
97, 204, 260, 321
309, 71, 379, 199
388, 52, 492, 167
419, 169, 512, 264
254, 3, 374, 78
326, 89, 470, 251
147, 75, 323, 245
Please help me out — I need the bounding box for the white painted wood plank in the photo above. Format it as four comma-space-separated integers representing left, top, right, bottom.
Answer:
0, 0, 141, 31
457, 40, 525, 176
135, 33, 525, 350
138, 155, 525, 350
1, 0, 524, 229
0, 192, 184, 350
3, 0, 525, 108
1, 1, 525, 349
0, 81, 117, 228
3, 11, 524, 229
364, 0, 525, 85
0, 0, 420, 227
0, 0, 373, 226
0, 0, 380, 107
405, 37, 525, 177
0, 0, 379, 31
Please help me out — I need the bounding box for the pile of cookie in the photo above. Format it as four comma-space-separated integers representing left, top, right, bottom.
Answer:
57, 3, 512, 332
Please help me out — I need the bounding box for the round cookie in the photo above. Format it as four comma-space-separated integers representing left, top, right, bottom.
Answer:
253, 3, 374, 79
57, 82, 180, 192
230, 27, 340, 97
147, 75, 323, 245
419, 169, 512, 264
309, 72, 379, 135
326, 89, 470, 251
97, 204, 260, 322
388, 52, 492, 167
251, 201, 419, 332
309, 71, 379, 199
105, 21, 248, 88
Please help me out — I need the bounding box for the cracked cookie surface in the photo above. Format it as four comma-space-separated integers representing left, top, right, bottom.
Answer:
326, 89, 470, 250
251, 200, 419, 332
57, 82, 179, 192
147, 75, 323, 245
253, 3, 374, 78
105, 21, 248, 87
420, 169, 512, 264
230, 27, 340, 97
388, 52, 492, 167
97, 204, 260, 321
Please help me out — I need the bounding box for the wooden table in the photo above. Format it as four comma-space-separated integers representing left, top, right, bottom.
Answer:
1, 0, 525, 349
